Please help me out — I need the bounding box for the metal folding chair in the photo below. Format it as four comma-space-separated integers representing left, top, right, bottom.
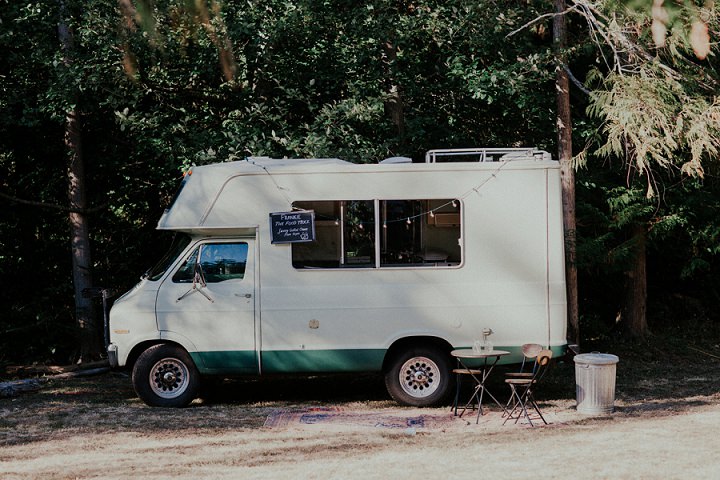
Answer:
503, 349, 553, 427
451, 367, 484, 417
506, 343, 543, 379
503, 343, 542, 414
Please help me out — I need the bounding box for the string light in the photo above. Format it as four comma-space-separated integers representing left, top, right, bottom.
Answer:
253, 156, 507, 218
282, 161, 507, 228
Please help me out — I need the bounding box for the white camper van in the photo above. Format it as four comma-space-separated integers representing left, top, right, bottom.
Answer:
108, 148, 567, 407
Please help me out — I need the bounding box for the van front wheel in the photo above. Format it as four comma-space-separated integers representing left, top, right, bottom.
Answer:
384, 346, 451, 407
132, 344, 200, 407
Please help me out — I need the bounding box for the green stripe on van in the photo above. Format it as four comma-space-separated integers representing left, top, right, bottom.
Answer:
190, 348, 387, 375
261, 349, 386, 373
190, 350, 258, 375
191, 345, 567, 375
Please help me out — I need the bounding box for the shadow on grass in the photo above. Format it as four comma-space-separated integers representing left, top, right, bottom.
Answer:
199, 372, 390, 405
617, 398, 713, 415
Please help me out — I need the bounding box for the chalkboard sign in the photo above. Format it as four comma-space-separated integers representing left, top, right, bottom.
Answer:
269, 210, 316, 244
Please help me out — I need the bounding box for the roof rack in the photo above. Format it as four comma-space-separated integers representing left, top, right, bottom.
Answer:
424, 148, 551, 163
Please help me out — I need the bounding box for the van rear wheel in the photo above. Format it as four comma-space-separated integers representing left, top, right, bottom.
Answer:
384, 345, 451, 407
132, 344, 200, 407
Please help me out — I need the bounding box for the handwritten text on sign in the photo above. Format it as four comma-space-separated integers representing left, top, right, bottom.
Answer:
269, 210, 316, 244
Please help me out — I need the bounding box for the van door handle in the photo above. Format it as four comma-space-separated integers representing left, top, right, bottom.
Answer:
235, 293, 252, 298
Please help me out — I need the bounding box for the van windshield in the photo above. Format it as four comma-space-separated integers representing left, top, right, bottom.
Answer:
145, 234, 192, 281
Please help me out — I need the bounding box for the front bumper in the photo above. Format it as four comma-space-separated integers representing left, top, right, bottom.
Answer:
107, 343, 119, 367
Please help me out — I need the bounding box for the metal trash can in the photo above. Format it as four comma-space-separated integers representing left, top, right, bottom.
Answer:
574, 353, 619, 414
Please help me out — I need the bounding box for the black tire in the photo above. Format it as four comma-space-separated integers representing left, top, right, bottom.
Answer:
132, 344, 200, 407
384, 345, 452, 407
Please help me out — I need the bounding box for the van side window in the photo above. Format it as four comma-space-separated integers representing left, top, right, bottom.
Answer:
173, 243, 249, 282
380, 199, 461, 267
291, 200, 375, 268
291, 199, 461, 269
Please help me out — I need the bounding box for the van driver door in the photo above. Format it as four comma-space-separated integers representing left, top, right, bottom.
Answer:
156, 238, 257, 374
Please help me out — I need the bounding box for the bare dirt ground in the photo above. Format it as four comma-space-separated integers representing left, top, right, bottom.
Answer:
2, 343, 720, 479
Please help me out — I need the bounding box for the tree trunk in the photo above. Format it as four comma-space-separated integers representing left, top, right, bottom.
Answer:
553, 0, 580, 346
59, 1, 100, 361
623, 224, 649, 337
66, 109, 99, 360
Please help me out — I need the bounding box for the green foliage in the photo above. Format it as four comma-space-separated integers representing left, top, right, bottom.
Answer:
569, 0, 720, 336
575, 164, 720, 336
581, 1, 720, 192
588, 70, 720, 188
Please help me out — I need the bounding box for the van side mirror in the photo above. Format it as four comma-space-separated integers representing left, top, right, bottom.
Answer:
193, 247, 208, 288
176, 245, 213, 303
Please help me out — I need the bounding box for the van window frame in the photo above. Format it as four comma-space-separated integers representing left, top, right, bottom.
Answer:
172, 241, 250, 284
290, 199, 463, 270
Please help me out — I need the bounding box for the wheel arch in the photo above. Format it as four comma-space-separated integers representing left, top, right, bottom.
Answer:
382, 335, 454, 372
126, 340, 188, 371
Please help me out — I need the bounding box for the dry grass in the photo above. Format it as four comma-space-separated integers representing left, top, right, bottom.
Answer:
2, 339, 720, 479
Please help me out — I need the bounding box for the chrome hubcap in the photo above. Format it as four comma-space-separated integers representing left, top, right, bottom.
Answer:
149, 357, 190, 399
162, 371, 177, 385
399, 356, 440, 398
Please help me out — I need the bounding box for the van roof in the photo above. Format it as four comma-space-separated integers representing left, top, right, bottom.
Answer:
189, 150, 554, 177
160, 151, 557, 233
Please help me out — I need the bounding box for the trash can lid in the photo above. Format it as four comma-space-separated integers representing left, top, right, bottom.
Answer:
573, 353, 619, 365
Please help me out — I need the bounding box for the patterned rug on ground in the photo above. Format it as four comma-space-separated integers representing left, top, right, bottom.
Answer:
263, 407, 458, 430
